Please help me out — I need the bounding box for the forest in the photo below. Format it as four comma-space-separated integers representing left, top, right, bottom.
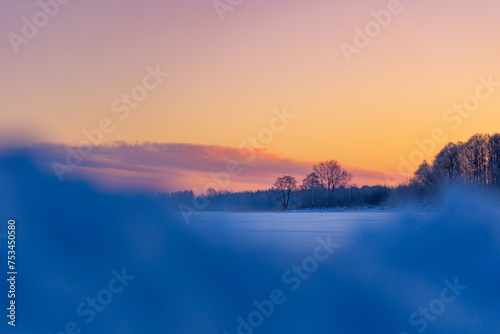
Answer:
160, 133, 500, 211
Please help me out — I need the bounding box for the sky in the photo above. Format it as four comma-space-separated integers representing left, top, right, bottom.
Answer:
1, 0, 500, 192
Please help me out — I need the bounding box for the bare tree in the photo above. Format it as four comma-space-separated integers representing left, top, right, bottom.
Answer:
409, 133, 500, 189
312, 160, 352, 194
463, 134, 490, 185
489, 134, 500, 186
433, 142, 465, 184
301, 172, 322, 191
299, 172, 323, 207
412, 160, 436, 187
272, 175, 298, 210
205, 187, 218, 197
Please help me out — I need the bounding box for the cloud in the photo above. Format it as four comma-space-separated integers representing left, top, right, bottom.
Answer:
1, 151, 499, 333
7, 142, 395, 193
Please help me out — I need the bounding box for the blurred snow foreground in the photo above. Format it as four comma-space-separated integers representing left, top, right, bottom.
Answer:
0, 150, 499, 333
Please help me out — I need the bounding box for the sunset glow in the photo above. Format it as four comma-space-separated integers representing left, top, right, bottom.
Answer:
2, 0, 500, 190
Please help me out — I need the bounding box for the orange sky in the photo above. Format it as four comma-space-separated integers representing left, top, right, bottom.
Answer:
1, 0, 500, 190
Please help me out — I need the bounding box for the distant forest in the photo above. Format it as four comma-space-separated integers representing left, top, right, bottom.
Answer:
160, 133, 500, 211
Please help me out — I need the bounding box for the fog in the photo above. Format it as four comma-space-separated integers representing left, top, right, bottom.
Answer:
0, 150, 498, 333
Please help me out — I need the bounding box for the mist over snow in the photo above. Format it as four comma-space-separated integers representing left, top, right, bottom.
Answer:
0, 150, 498, 333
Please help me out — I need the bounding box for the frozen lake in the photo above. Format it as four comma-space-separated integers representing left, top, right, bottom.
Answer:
191, 211, 402, 229
182, 208, 500, 333
188, 211, 436, 253
3, 155, 499, 333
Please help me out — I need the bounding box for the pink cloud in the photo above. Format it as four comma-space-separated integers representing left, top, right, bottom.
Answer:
29, 142, 396, 193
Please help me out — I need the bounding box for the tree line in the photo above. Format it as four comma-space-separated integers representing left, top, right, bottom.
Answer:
159, 133, 500, 211
394, 133, 500, 203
